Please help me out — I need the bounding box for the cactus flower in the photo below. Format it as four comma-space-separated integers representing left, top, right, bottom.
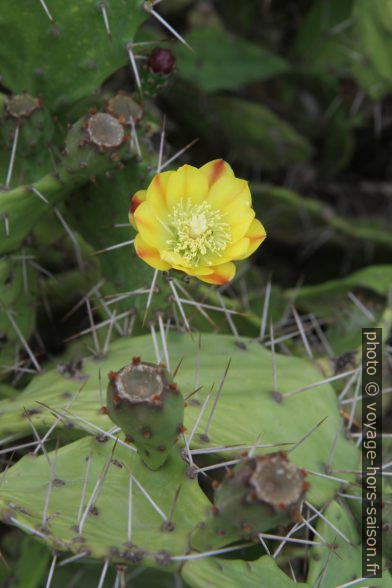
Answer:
129, 160, 266, 284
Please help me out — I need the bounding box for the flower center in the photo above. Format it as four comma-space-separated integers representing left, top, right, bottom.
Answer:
166, 199, 230, 265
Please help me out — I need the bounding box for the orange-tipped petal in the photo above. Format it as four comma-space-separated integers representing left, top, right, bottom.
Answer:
129, 190, 147, 229
200, 159, 234, 187
133, 201, 171, 250
207, 176, 251, 210
197, 262, 236, 285
145, 171, 173, 217
166, 165, 209, 208
241, 218, 267, 258
134, 234, 170, 271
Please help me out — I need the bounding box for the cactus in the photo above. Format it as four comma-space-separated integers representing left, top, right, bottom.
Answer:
106, 358, 184, 469
191, 452, 308, 550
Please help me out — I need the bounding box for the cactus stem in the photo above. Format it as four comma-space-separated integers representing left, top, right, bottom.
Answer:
98, 2, 112, 41
38, 0, 55, 23
44, 553, 57, 588
4, 121, 19, 189
203, 358, 231, 438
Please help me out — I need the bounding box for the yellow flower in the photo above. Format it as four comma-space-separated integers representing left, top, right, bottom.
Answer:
129, 160, 266, 285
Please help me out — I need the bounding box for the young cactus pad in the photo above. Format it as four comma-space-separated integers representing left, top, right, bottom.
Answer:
106, 358, 184, 469
191, 452, 308, 550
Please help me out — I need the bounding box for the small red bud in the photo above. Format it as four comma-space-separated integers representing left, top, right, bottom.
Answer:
147, 48, 176, 74
108, 371, 118, 381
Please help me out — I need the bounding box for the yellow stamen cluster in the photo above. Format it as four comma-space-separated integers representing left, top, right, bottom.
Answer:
166, 199, 230, 265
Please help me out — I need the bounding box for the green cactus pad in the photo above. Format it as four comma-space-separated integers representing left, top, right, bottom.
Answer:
0, 333, 359, 505
307, 500, 391, 587
0, 255, 38, 378
107, 358, 184, 469
191, 452, 308, 550
0, 0, 147, 108
0, 436, 209, 569
182, 555, 310, 588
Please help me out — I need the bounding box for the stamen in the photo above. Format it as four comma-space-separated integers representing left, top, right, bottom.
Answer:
165, 199, 229, 265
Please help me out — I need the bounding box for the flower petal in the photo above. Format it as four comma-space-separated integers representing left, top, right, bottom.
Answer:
241, 218, 267, 258
197, 262, 236, 284
160, 249, 190, 268
207, 176, 251, 210
166, 165, 209, 208
129, 190, 147, 229
172, 264, 214, 276
223, 203, 255, 242
134, 234, 170, 270
145, 171, 173, 217
200, 237, 250, 266
200, 159, 234, 187
134, 201, 172, 249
